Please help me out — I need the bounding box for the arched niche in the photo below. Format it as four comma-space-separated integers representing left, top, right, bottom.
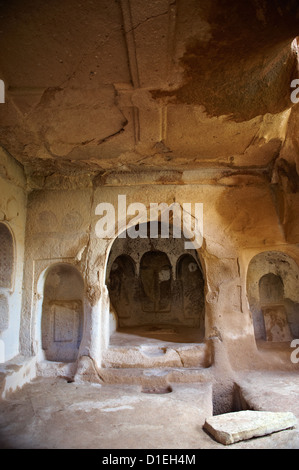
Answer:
0, 294, 9, 331
105, 221, 205, 333
0, 222, 14, 290
140, 251, 172, 313
177, 254, 205, 336
107, 254, 136, 327
259, 273, 284, 306
247, 251, 299, 343
41, 264, 84, 362
0, 223, 14, 332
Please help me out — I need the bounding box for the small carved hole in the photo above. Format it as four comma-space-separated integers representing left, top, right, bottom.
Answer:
141, 385, 172, 394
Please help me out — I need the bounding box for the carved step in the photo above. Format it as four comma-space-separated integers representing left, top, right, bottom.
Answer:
102, 343, 211, 369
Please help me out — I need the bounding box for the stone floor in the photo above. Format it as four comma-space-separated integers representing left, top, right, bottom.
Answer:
0, 370, 299, 449
101, 326, 209, 371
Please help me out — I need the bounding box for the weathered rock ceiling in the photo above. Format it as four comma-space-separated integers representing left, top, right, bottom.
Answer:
0, 0, 299, 179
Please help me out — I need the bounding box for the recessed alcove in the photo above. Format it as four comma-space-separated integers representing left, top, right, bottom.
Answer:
1, 0, 299, 451
247, 251, 299, 348
0, 222, 14, 291
0, 223, 14, 333
41, 264, 84, 363
105, 222, 205, 349
259, 273, 292, 342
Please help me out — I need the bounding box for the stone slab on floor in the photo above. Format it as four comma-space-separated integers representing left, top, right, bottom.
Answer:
236, 371, 299, 417
204, 410, 297, 445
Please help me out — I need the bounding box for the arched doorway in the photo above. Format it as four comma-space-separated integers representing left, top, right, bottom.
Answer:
41, 264, 84, 362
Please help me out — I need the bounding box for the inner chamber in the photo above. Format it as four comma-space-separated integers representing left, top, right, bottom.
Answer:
106, 222, 205, 343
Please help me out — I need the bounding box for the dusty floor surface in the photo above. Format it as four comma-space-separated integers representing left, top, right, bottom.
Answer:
0, 370, 298, 449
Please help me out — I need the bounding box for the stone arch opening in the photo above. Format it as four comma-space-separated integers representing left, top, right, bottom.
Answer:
0, 223, 14, 332
247, 251, 299, 345
41, 263, 84, 362
105, 221, 205, 343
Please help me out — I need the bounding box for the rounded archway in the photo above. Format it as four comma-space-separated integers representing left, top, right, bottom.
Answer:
106, 221, 205, 341
247, 251, 299, 343
41, 263, 84, 362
